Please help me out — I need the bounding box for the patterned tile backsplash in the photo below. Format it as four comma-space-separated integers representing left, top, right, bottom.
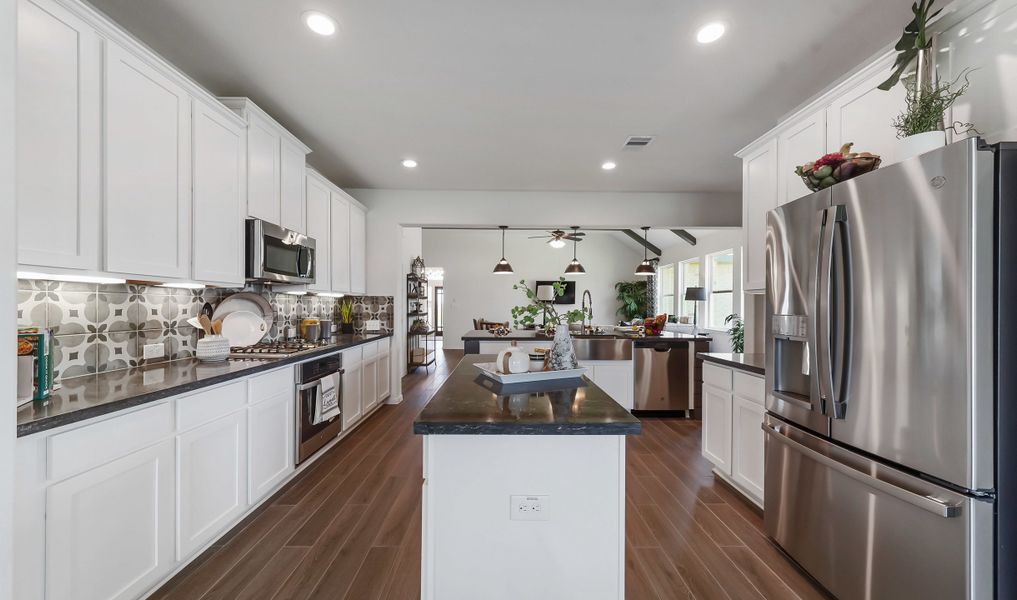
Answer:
17, 279, 393, 382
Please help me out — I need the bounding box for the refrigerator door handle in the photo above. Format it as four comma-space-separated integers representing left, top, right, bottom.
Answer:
762, 422, 963, 518
814, 207, 837, 415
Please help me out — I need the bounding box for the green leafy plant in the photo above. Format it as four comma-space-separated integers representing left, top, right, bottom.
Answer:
614, 281, 648, 321
724, 313, 744, 354
891, 70, 978, 138
878, 0, 942, 91
510, 278, 590, 333
337, 299, 354, 324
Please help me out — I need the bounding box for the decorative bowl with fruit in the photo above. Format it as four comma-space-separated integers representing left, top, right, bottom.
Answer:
795, 143, 881, 192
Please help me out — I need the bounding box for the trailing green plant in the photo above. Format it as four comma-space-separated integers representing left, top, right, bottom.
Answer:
878, 0, 941, 91
510, 278, 590, 333
614, 280, 648, 321
724, 313, 744, 354
891, 70, 978, 138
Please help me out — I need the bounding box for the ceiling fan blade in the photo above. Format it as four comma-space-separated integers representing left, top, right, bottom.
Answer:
527, 235, 546, 239
571, 232, 587, 236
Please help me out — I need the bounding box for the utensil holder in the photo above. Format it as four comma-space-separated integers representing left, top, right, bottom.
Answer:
196, 335, 230, 362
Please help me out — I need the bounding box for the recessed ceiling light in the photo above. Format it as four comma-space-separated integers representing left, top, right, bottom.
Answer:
402, 159, 418, 168
696, 22, 726, 44
601, 161, 617, 171
303, 11, 337, 36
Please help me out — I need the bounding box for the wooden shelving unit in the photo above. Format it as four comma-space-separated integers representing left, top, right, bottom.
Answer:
407, 274, 436, 371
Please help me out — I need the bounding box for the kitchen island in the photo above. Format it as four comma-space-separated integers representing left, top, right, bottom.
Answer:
414, 355, 640, 600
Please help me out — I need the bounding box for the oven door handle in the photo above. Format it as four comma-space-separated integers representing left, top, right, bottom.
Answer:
297, 380, 322, 392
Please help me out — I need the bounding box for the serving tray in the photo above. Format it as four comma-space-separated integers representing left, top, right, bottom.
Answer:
473, 362, 587, 384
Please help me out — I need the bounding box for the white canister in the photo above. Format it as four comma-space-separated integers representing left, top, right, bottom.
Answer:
196, 335, 231, 362
496, 347, 529, 374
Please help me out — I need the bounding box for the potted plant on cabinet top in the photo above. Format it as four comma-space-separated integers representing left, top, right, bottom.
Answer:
510, 278, 590, 370
878, 0, 978, 160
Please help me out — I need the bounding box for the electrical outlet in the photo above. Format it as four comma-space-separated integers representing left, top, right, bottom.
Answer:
510, 495, 549, 521
143, 343, 165, 360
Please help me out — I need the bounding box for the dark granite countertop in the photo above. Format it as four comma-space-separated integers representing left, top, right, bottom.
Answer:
697, 352, 766, 375
413, 355, 641, 435
17, 333, 392, 437
462, 329, 712, 343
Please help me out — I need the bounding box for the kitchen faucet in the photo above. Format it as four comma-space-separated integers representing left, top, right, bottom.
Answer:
581, 290, 592, 333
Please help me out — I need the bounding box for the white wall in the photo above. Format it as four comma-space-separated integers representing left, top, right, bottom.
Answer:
1, 0, 16, 593
423, 229, 642, 349
657, 229, 743, 353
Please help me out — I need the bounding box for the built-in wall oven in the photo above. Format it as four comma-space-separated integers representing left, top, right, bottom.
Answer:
246, 218, 316, 284
296, 353, 343, 464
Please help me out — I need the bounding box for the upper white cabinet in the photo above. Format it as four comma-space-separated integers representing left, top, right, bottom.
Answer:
16, 0, 102, 271
192, 99, 247, 287
104, 42, 191, 279
826, 59, 906, 167
777, 110, 826, 206
349, 203, 367, 294
331, 191, 352, 293
220, 98, 311, 234
306, 171, 332, 293
739, 139, 777, 293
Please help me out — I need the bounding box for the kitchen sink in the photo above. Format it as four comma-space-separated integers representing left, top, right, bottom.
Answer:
572, 337, 632, 361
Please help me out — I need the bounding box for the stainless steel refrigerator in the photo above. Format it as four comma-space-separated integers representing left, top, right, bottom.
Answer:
763, 138, 1017, 600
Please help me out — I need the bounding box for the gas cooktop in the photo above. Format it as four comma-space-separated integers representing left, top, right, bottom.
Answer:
229, 340, 329, 359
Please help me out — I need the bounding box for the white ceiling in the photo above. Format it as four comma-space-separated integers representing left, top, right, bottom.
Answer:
89, 0, 911, 193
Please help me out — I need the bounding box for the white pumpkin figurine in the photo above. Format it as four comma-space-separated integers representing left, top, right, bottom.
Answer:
496, 346, 530, 374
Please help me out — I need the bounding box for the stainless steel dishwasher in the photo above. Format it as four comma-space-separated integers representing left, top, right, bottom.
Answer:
634, 341, 690, 414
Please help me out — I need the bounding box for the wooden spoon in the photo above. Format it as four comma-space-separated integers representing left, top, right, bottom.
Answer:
211, 319, 223, 336
198, 314, 213, 336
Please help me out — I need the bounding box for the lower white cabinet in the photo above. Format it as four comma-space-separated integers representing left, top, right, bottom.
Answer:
731, 395, 766, 500
248, 387, 295, 504
581, 361, 633, 410
176, 410, 248, 559
700, 362, 765, 507
378, 351, 391, 401
342, 353, 364, 430
702, 383, 733, 474
46, 439, 176, 600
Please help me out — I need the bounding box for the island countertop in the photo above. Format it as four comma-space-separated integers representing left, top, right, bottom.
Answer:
462, 329, 711, 342
697, 352, 766, 375
413, 354, 641, 435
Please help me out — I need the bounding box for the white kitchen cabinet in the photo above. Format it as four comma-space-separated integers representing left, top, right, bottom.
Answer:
306, 171, 332, 293
580, 361, 634, 410
280, 137, 307, 233
777, 109, 826, 206
362, 355, 379, 413
739, 138, 777, 292
248, 381, 294, 503
330, 191, 352, 293
378, 342, 391, 401
16, 0, 102, 272
245, 110, 281, 224
349, 203, 367, 294
176, 409, 248, 560
46, 439, 175, 600
701, 383, 733, 475
826, 59, 906, 167
191, 98, 247, 286
342, 359, 364, 430
104, 42, 191, 279
731, 395, 765, 501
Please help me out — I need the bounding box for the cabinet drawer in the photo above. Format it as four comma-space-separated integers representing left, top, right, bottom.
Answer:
377, 338, 391, 356
177, 381, 246, 432
703, 363, 733, 391
342, 345, 363, 367
362, 340, 378, 360
48, 402, 174, 481
733, 372, 765, 406
248, 367, 293, 405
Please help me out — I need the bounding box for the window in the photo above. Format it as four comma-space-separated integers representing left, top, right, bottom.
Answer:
657, 263, 675, 316
707, 249, 735, 329
678, 258, 701, 322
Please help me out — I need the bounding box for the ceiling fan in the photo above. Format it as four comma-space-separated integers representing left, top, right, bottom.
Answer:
528, 229, 585, 249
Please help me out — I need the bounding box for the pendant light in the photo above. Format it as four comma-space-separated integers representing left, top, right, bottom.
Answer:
635, 226, 655, 276
564, 226, 586, 275
492, 225, 514, 274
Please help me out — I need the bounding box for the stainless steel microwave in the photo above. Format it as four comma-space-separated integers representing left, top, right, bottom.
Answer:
245, 219, 316, 284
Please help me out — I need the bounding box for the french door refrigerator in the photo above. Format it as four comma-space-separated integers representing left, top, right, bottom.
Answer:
763, 138, 1016, 600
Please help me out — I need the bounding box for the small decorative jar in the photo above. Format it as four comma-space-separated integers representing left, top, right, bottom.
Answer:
196, 335, 230, 362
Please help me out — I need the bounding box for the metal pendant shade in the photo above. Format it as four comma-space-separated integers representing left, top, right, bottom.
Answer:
635, 226, 654, 275
493, 226, 514, 274
563, 226, 586, 274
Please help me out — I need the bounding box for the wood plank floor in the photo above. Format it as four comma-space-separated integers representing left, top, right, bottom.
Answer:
152, 349, 829, 600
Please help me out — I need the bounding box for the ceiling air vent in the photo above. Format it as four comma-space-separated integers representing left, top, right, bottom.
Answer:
623, 135, 655, 149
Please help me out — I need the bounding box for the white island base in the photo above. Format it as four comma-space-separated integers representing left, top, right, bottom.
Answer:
421, 434, 626, 600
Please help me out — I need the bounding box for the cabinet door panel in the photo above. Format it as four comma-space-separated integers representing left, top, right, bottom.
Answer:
177, 410, 247, 559
701, 383, 732, 475
46, 440, 175, 600
246, 115, 280, 223
306, 174, 331, 292
248, 392, 294, 503
827, 62, 906, 166
279, 138, 306, 233
778, 110, 826, 206
104, 43, 190, 278
589, 363, 633, 410
378, 353, 391, 401
362, 359, 378, 413
16, 0, 101, 270
741, 139, 778, 292
349, 204, 367, 294
330, 193, 351, 293
192, 100, 245, 286
342, 366, 363, 430
732, 396, 765, 502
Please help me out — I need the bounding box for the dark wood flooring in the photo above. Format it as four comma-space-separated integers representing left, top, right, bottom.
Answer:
151, 349, 828, 600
